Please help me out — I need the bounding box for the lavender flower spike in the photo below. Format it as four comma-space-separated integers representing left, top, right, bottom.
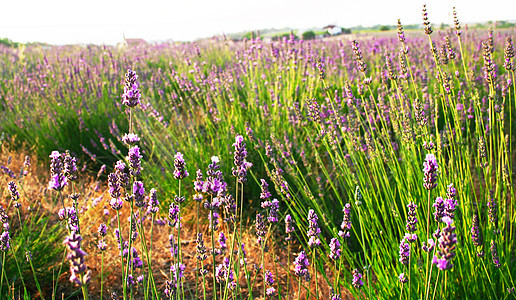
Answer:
351, 269, 364, 289
329, 237, 341, 260
173, 152, 189, 180
122, 69, 141, 108
307, 209, 321, 248
423, 153, 438, 190
338, 203, 352, 239
432, 216, 457, 271
63, 231, 91, 286
293, 251, 310, 282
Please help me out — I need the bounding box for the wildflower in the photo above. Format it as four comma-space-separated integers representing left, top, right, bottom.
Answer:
307, 209, 321, 248
133, 181, 145, 207
194, 169, 204, 192
338, 203, 352, 239
128, 146, 142, 177
399, 273, 408, 284
399, 239, 410, 265
423, 153, 438, 190
196, 233, 207, 261
122, 69, 141, 108
8, 181, 20, 205
490, 240, 501, 268
260, 179, 272, 201
432, 217, 457, 271
285, 214, 295, 241
256, 213, 267, 245
122, 133, 140, 145
98, 240, 107, 251
330, 287, 342, 300
422, 4, 433, 35
147, 188, 159, 214
406, 202, 418, 233
265, 270, 275, 296
293, 251, 310, 282
168, 203, 180, 228
173, 152, 188, 180
487, 190, 498, 232
471, 212, 484, 257
63, 231, 91, 286
63, 151, 78, 182
0, 231, 10, 252
329, 238, 341, 260
219, 232, 227, 250
433, 197, 445, 221
422, 238, 435, 252
351, 269, 364, 289
316, 56, 325, 80
232, 135, 252, 182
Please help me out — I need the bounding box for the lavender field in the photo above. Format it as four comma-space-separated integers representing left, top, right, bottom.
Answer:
0, 6, 515, 300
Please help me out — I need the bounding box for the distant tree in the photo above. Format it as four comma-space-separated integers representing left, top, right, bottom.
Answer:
0, 38, 19, 48
341, 28, 352, 34
302, 31, 316, 40
379, 25, 391, 31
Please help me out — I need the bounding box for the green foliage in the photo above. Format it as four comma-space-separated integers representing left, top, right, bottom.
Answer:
302, 30, 316, 40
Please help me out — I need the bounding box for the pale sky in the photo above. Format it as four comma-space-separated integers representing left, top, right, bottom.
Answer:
1, 0, 515, 45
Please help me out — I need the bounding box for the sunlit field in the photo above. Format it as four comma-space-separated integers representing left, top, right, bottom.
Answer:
0, 5, 515, 300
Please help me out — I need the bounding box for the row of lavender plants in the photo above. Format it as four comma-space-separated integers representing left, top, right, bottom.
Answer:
1, 5, 515, 299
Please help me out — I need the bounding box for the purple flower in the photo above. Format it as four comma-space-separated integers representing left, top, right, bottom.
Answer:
256, 213, 267, 245
133, 181, 145, 207
110, 197, 123, 210
194, 169, 204, 192
108, 172, 121, 198
471, 212, 484, 257
422, 238, 435, 252
329, 238, 341, 260
307, 209, 321, 248
399, 239, 410, 265
173, 152, 188, 180
168, 203, 180, 228
0, 231, 10, 252
432, 216, 457, 271
98, 223, 107, 237
63, 151, 78, 182
406, 202, 418, 233
487, 190, 498, 231
63, 231, 91, 286
339, 203, 352, 239
490, 240, 501, 268
399, 273, 408, 284
285, 214, 295, 241
98, 240, 107, 251
433, 197, 445, 222
351, 269, 364, 289
219, 232, 227, 250
8, 181, 20, 204
49, 173, 68, 191
122, 69, 141, 108
196, 233, 207, 261
423, 153, 438, 190
147, 188, 159, 214
128, 146, 142, 177
122, 133, 140, 145
293, 251, 310, 282
232, 135, 252, 182
260, 179, 272, 200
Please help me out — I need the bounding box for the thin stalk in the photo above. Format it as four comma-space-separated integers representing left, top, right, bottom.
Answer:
81, 285, 90, 300
28, 255, 43, 300
100, 251, 104, 300
116, 210, 127, 300
210, 209, 217, 300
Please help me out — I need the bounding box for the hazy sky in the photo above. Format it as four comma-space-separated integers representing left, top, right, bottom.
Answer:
1, 0, 515, 45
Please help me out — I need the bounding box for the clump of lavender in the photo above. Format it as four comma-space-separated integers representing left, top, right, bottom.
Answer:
351, 269, 364, 289
307, 209, 321, 248
423, 153, 438, 190
338, 203, 352, 239
173, 152, 188, 180
329, 237, 341, 261
293, 251, 310, 282
490, 240, 501, 268
122, 69, 141, 108
432, 216, 457, 271
63, 231, 91, 286
49, 151, 67, 191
